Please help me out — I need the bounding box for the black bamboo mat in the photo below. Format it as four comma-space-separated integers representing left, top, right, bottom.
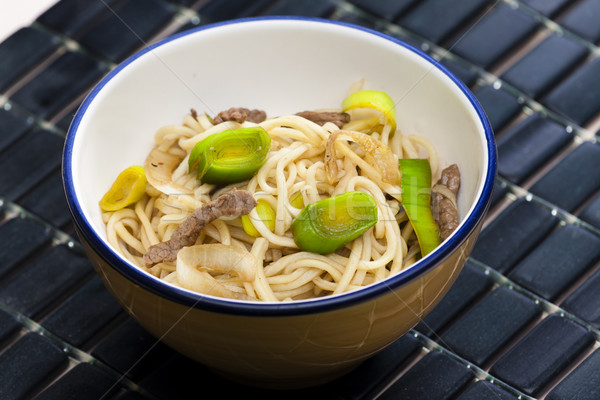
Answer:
1, 0, 600, 399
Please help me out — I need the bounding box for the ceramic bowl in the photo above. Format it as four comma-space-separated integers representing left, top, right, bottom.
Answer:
63, 17, 496, 389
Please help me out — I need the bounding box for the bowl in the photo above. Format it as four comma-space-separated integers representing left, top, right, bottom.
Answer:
62, 17, 496, 389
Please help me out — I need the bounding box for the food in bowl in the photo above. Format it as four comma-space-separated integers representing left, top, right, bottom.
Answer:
63, 17, 495, 389
99, 83, 462, 302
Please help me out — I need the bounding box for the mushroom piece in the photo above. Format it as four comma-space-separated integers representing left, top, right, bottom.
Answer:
176, 244, 257, 300
432, 164, 461, 240
144, 147, 193, 195
295, 111, 350, 128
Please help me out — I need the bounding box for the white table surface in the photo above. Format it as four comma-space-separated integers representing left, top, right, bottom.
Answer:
0, 0, 58, 42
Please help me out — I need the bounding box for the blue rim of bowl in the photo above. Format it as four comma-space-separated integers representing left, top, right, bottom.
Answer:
62, 16, 497, 317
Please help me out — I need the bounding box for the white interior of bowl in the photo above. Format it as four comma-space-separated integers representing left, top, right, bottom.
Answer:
68, 18, 490, 300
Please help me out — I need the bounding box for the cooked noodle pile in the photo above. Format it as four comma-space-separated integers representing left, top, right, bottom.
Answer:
102, 99, 446, 302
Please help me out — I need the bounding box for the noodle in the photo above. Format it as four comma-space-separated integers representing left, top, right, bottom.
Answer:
103, 100, 444, 302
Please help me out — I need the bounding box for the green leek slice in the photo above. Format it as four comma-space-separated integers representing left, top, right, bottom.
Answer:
291, 191, 378, 255
399, 158, 441, 257
188, 126, 271, 184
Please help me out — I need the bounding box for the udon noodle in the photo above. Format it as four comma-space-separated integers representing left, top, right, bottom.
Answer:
101, 86, 456, 302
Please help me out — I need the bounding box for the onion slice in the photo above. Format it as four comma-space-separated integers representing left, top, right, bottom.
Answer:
177, 269, 254, 300
177, 244, 256, 283
144, 147, 193, 195
325, 130, 400, 186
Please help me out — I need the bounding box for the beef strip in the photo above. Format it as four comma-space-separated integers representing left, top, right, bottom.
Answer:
432, 164, 461, 240
143, 189, 257, 266
212, 107, 267, 124
295, 111, 350, 128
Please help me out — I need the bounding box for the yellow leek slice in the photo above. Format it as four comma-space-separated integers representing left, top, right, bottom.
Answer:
341, 90, 396, 132
99, 165, 147, 211
289, 191, 305, 209
241, 199, 276, 237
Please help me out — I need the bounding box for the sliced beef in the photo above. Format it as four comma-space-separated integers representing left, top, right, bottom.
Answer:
143, 189, 257, 266
432, 164, 461, 240
295, 111, 350, 128
212, 107, 267, 124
